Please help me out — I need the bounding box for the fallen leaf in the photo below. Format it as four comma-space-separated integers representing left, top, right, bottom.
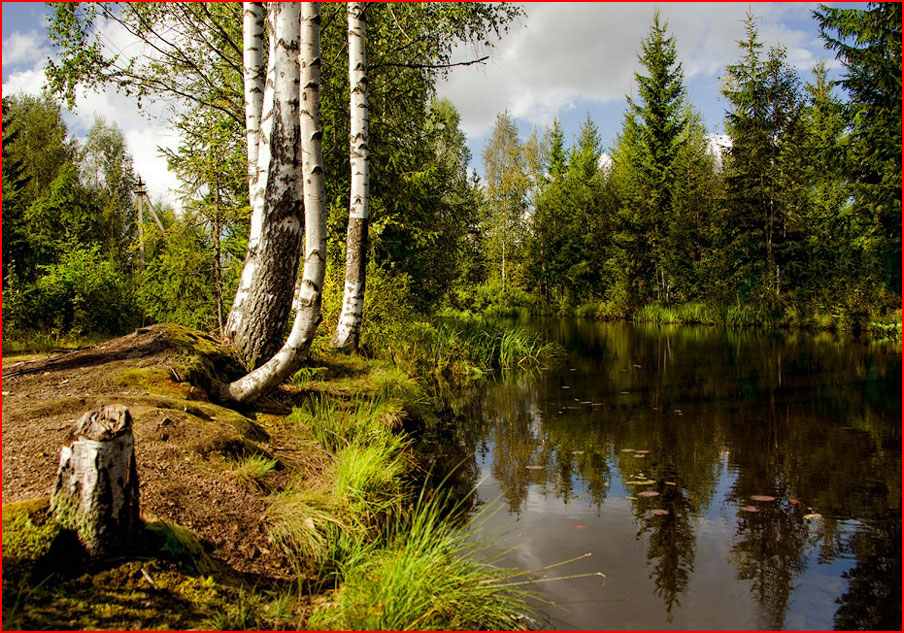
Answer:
750, 495, 776, 502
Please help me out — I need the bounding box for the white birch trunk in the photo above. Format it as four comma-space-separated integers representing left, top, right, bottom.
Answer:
228, 2, 327, 403
225, 2, 305, 365
333, 2, 370, 351
50, 406, 141, 559
243, 2, 266, 195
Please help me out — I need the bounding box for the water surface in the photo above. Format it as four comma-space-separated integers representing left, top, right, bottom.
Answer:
448, 320, 900, 630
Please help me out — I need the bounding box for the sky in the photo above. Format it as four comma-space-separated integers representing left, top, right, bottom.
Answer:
2, 2, 862, 207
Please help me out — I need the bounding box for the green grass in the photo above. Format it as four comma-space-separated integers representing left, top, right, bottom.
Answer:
231, 454, 279, 491
307, 490, 531, 631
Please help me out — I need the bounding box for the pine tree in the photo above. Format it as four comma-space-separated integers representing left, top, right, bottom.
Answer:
814, 1, 901, 297
720, 14, 806, 308
611, 11, 689, 306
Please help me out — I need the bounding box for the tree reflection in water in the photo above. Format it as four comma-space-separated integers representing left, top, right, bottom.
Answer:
440, 319, 900, 629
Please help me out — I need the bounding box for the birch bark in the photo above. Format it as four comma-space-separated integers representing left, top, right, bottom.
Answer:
242, 2, 265, 195
333, 2, 370, 351
227, 2, 327, 402
225, 2, 305, 366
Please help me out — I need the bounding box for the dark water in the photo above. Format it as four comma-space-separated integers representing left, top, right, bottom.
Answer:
447, 320, 901, 630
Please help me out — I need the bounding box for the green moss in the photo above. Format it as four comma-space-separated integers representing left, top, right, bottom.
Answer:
1, 498, 59, 563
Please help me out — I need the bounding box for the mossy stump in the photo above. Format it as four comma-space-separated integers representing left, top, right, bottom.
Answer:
50, 405, 141, 559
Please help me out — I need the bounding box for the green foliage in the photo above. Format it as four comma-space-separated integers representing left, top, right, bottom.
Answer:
4, 246, 139, 336
815, 2, 902, 295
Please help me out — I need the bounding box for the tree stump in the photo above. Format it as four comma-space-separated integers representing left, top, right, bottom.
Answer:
50, 405, 141, 559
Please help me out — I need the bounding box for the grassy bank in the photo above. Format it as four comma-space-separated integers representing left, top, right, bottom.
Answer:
2, 319, 557, 630
443, 300, 902, 342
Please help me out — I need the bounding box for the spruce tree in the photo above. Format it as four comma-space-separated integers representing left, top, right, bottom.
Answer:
814, 1, 901, 297
611, 11, 688, 306
720, 14, 806, 308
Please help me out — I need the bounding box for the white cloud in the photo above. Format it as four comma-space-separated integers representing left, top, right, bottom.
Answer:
1, 30, 50, 67
438, 2, 834, 139
2, 22, 183, 210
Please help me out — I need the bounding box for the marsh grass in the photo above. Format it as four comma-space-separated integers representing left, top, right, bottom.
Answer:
307, 490, 532, 631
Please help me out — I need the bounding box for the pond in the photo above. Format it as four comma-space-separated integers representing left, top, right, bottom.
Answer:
449, 320, 900, 630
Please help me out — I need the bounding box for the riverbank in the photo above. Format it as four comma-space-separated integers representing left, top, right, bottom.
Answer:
441, 301, 902, 342
1, 321, 554, 629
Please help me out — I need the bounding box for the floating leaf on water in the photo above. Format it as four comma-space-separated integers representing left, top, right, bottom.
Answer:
637, 491, 660, 498
581, 401, 592, 405
574, 398, 581, 402
750, 495, 776, 502
635, 450, 650, 455
633, 454, 646, 459
633, 364, 642, 368
572, 524, 589, 530
665, 481, 677, 486
625, 495, 637, 500
740, 506, 759, 513
572, 450, 585, 455
620, 448, 635, 453
651, 509, 670, 516
525, 465, 545, 470
620, 391, 630, 394
803, 513, 822, 520
569, 368, 577, 372
561, 385, 571, 389
790, 499, 802, 505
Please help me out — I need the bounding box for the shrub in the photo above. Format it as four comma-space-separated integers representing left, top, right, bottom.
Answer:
3, 245, 139, 336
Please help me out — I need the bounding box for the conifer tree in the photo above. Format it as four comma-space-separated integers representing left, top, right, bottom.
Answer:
814, 1, 901, 297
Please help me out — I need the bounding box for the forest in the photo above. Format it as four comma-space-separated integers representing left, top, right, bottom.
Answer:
1, 2, 900, 631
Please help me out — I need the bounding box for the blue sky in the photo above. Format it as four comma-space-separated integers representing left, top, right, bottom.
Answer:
2, 2, 865, 201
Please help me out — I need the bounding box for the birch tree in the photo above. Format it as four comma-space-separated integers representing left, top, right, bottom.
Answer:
242, 2, 266, 195
223, 2, 305, 365
227, 2, 327, 403
333, 2, 370, 351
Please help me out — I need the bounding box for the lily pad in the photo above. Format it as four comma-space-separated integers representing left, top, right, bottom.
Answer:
750, 495, 776, 502
740, 506, 759, 513
637, 491, 660, 498
651, 509, 670, 516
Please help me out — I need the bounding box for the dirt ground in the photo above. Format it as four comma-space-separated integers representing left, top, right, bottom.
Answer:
1, 324, 324, 580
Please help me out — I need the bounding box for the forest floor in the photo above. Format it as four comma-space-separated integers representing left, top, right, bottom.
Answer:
0, 324, 425, 629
